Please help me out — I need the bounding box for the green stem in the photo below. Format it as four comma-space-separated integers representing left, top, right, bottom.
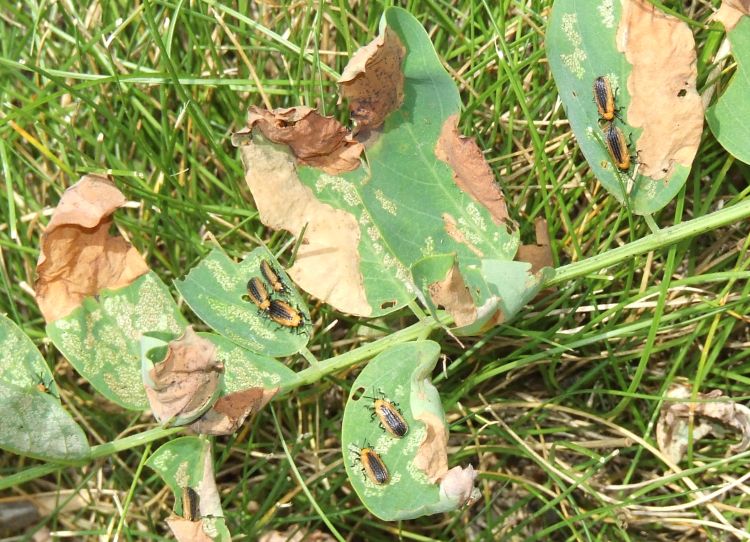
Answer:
546, 198, 750, 287
643, 213, 660, 233
0, 427, 182, 491
277, 314, 448, 394
298, 346, 319, 366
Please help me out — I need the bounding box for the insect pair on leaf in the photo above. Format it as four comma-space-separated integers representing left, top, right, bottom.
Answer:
593, 75, 637, 173
244, 259, 306, 333
349, 391, 409, 486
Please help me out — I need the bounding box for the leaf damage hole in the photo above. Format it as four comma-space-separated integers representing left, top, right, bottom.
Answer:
677, 89, 686, 97
351, 386, 367, 401
380, 300, 396, 310
501, 218, 517, 236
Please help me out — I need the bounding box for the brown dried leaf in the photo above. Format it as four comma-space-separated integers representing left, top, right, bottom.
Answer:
713, 0, 750, 31
413, 410, 449, 483
516, 218, 554, 274
438, 465, 478, 506
241, 106, 363, 175
339, 26, 405, 133
34, 174, 149, 323
237, 139, 372, 316
656, 382, 750, 464
189, 387, 278, 436
617, 0, 703, 180
145, 327, 224, 424
428, 263, 476, 328
165, 518, 213, 542
435, 115, 510, 224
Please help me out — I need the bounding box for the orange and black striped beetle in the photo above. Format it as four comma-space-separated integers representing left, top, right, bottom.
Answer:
349, 444, 389, 485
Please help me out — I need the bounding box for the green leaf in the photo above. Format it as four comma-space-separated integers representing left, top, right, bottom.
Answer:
175, 247, 311, 357
146, 437, 231, 541
707, 17, 750, 165
146, 437, 211, 514
238, 7, 547, 332
342, 341, 474, 520
0, 312, 57, 397
546, 0, 694, 215
480, 260, 555, 330
47, 272, 187, 410
201, 333, 297, 393
0, 314, 89, 462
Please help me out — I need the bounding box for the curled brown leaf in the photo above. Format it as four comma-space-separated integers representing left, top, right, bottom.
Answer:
34, 174, 149, 323
239, 106, 363, 175
145, 327, 224, 424
339, 26, 405, 133
190, 387, 278, 436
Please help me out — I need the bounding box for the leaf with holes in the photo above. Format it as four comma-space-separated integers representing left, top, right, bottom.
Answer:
546, 0, 703, 215
175, 247, 311, 357
342, 341, 477, 520
234, 7, 550, 334
0, 313, 89, 462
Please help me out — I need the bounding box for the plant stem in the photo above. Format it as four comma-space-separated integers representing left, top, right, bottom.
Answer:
546, 198, 750, 287
644, 213, 660, 233
277, 314, 448, 394
0, 426, 182, 491
298, 346, 319, 366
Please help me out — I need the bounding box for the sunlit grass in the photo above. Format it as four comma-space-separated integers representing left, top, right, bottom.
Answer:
2, 0, 750, 539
